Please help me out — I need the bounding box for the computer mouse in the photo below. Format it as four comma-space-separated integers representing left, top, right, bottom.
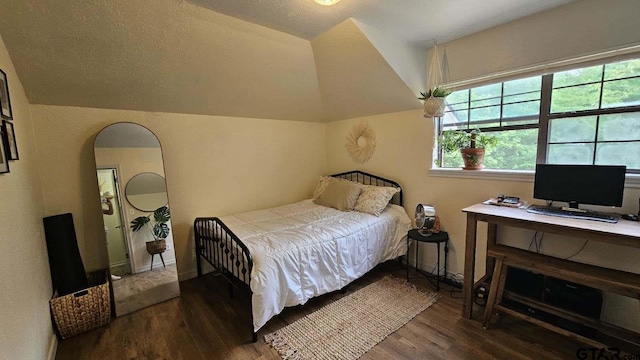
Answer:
622, 214, 639, 221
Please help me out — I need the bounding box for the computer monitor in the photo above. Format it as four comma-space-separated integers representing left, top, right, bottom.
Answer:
533, 164, 626, 208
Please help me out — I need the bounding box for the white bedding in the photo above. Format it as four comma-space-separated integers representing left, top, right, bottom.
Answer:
218, 199, 412, 331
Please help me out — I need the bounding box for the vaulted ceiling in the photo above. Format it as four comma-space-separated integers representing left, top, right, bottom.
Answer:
0, 0, 573, 122
189, 0, 574, 44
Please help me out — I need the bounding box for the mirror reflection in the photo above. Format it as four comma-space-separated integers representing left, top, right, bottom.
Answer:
94, 123, 179, 316
126, 173, 168, 211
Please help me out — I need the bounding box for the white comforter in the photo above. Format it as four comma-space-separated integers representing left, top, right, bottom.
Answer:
219, 199, 412, 331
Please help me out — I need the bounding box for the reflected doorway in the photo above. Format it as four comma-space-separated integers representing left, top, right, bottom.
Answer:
97, 168, 132, 276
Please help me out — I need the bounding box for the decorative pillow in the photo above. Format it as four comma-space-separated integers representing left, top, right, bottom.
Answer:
312, 176, 333, 199
354, 186, 400, 216
312, 176, 364, 199
314, 180, 363, 211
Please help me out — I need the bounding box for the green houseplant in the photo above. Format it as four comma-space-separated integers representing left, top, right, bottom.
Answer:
130, 206, 171, 255
418, 86, 452, 99
440, 129, 498, 170
419, 86, 452, 118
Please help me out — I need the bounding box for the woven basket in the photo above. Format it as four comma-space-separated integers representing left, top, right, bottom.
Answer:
50, 269, 111, 339
146, 239, 167, 254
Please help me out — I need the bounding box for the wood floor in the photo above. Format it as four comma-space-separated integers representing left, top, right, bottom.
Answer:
56, 262, 587, 359
112, 264, 180, 316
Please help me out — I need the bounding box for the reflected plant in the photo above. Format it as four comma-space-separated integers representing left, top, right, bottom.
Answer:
130, 206, 171, 240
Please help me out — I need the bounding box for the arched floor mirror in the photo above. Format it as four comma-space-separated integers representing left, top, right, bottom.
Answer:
94, 122, 179, 316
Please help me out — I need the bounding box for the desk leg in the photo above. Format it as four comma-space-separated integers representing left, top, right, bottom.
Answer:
486, 223, 498, 277
406, 236, 410, 281
463, 212, 478, 319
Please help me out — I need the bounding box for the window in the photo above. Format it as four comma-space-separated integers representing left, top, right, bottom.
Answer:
438, 57, 640, 172
441, 76, 541, 170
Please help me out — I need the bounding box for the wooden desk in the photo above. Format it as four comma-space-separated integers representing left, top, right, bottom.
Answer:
461, 203, 640, 319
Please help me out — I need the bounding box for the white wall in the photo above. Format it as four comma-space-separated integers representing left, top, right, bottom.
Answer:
0, 34, 55, 359
31, 105, 327, 280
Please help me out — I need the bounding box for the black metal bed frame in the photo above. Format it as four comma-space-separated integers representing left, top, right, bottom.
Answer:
193, 170, 403, 343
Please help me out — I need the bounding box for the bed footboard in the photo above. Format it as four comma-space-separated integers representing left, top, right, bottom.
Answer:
193, 217, 256, 342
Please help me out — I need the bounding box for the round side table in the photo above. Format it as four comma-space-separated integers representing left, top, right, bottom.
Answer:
406, 229, 449, 290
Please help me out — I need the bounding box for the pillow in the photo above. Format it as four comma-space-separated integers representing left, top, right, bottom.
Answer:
312, 176, 363, 199
354, 186, 400, 216
314, 180, 363, 211
312, 176, 333, 199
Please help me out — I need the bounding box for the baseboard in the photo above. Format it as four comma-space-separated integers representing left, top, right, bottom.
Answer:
109, 260, 127, 267
178, 268, 198, 281
403, 256, 463, 285
178, 263, 215, 282
134, 258, 176, 274
47, 333, 58, 360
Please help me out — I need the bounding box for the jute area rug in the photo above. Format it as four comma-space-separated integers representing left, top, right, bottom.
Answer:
264, 276, 439, 360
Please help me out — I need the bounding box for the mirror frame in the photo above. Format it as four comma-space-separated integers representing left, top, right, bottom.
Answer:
93, 122, 180, 317
125, 172, 169, 212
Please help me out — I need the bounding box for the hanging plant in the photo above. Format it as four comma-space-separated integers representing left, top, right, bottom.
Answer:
420, 42, 451, 118
418, 87, 452, 99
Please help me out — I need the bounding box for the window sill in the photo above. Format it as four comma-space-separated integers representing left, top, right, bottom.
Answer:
429, 168, 640, 188
429, 168, 535, 182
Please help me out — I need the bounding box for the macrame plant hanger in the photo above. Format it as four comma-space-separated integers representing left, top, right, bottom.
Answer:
423, 41, 449, 118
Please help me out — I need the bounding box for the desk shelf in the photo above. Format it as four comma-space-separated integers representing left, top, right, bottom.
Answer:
462, 203, 640, 352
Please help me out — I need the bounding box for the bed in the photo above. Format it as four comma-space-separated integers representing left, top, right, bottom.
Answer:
193, 171, 411, 342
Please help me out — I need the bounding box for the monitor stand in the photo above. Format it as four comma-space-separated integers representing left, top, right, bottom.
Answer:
562, 201, 587, 213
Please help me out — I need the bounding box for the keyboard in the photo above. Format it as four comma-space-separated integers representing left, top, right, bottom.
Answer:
526, 205, 618, 223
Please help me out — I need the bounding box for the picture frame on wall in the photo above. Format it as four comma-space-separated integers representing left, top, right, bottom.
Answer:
3, 120, 18, 160
0, 124, 9, 174
0, 69, 13, 120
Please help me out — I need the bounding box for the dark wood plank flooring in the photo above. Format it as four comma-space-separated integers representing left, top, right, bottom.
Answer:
56, 262, 587, 359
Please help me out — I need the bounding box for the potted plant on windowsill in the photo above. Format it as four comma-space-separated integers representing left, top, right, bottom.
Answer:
419, 86, 452, 118
130, 206, 171, 255
440, 129, 498, 170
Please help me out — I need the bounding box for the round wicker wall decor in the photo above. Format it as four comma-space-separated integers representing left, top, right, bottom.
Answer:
345, 121, 376, 163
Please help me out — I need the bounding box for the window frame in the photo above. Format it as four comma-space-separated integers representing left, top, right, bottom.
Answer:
437, 57, 640, 174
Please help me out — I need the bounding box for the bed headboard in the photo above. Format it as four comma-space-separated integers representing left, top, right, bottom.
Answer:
331, 170, 403, 206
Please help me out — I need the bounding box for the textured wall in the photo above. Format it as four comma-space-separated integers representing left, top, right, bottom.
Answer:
0, 1, 430, 124
311, 19, 422, 122
186, 0, 380, 39
0, 0, 324, 122
0, 35, 55, 359
31, 105, 327, 280
354, 20, 427, 97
